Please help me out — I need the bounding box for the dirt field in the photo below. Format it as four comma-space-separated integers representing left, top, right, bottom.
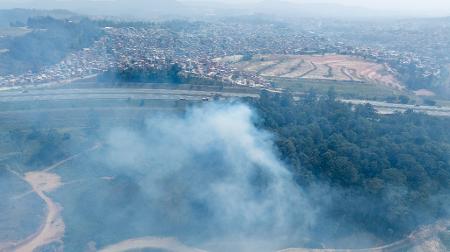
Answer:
230, 54, 404, 90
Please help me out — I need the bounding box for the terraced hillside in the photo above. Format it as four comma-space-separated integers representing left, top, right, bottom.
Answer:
227, 54, 404, 90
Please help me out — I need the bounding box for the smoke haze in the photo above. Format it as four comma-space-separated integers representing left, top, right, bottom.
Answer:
0, 0, 449, 18
98, 102, 315, 251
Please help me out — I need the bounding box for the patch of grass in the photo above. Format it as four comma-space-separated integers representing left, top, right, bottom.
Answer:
269, 77, 404, 99
0, 168, 45, 242
0, 27, 31, 38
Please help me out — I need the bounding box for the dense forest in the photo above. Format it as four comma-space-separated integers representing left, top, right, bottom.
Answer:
97, 65, 225, 87
0, 16, 102, 75
395, 62, 439, 91
98, 64, 184, 85
251, 90, 450, 241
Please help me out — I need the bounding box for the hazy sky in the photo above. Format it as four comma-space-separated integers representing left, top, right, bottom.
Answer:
181, 0, 450, 15
1, 0, 449, 17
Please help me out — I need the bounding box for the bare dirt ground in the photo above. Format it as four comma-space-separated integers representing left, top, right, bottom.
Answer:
4, 169, 64, 252
12, 172, 65, 252
97, 237, 207, 252
2, 145, 101, 252
231, 54, 404, 90
414, 89, 436, 97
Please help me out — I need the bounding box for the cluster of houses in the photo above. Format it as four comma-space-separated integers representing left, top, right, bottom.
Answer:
0, 22, 337, 88
0, 20, 445, 89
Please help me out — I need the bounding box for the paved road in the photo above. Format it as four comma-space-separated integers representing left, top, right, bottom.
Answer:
341, 99, 450, 117
0, 88, 259, 103
0, 88, 449, 117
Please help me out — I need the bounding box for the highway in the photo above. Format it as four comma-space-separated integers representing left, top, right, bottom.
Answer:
341, 99, 450, 117
0, 88, 259, 103
0, 88, 259, 130
0, 87, 449, 118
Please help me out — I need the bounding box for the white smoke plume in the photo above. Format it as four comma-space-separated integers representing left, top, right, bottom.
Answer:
101, 102, 316, 251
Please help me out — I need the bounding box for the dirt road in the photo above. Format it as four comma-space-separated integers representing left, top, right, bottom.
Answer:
3, 145, 101, 252
97, 237, 206, 252
11, 172, 65, 252
3, 170, 65, 252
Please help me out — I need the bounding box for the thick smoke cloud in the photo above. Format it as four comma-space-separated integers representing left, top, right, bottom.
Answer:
100, 102, 316, 251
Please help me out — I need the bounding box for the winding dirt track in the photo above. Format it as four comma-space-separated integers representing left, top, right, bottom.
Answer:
97, 237, 206, 252
12, 172, 65, 252
3, 145, 101, 252
4, 169, 64, 252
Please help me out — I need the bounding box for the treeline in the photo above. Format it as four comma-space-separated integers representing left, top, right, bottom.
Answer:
251, 90, 450, 241
0, 16, 103, 75
0, 9, 75, 28
97, 65, 226, 87
395, 62, 437, 90
98, 64, 183, 85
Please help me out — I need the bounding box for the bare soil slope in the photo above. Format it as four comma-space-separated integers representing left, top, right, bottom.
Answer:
231, 54, 404, 90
